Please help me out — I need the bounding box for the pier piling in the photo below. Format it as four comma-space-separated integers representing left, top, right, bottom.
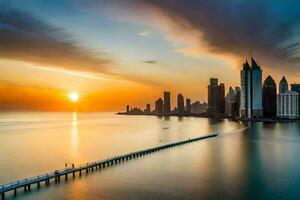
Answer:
0, 133, 218, 199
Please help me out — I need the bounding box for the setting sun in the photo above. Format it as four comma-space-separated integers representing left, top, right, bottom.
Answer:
69, 92, 79, 102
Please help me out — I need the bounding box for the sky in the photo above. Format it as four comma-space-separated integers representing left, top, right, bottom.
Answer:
1, 0, 300, 111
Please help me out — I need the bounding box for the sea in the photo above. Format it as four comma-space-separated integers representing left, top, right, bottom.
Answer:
0, 112, 300, 199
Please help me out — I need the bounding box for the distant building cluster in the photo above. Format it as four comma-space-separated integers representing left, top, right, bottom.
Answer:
123, 56, 300, 120
125, 92, 207, 116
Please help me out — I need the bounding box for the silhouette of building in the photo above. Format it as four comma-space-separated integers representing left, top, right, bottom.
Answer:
240, 57, 263, 119
144, 103, 151, 113
186, 98, 191, 113
277, 77, 299, 119
191, 101, 207, 114
155, 98, 164, 114
126, 105, 130, 113
129, 107, 144, 114
291, 83, 300, 115
208, 78, 219, 116
163, 91, 171, 114
234, 87, 241, 116
279, 76, 288, 93
146, 103, 150, 111
218, 83, 225, 115
225, 87, 236, 117
225, 87, 240, 117
177, 93, 185, 114
291, 84, 300, 93
191, 101, 199, 114
262, 75, 277, 117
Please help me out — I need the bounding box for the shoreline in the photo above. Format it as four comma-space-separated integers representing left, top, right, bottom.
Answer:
116, 112, 300, 122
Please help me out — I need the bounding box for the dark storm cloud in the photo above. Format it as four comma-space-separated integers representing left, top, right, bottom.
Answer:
0, 4, 110, 74
137, 0, 300, 71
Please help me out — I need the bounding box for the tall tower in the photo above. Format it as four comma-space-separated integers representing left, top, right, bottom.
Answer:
155, 98, 164, 114
177, 93, 185, 114
279, 76, 288, 93
240, 60, 251, 118
262, 75, 277, 117
186, 98, 191, 113
218, 83, 225, 115
225, 87, 236, 117
277, 77, 299, 119
240, 57, 263, 119
291, 83, 300, 115
208, 78, 219, 116
163, 91, 171, 114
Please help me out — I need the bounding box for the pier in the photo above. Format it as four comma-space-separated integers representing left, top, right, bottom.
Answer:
0, 133, 218, 199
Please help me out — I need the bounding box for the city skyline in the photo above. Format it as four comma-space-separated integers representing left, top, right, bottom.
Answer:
1, 1, 300, 111
2, 2, 300, 199
123, 56, 299, 120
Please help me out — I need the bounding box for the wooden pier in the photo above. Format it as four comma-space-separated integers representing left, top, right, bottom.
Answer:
0, 133, 218, 199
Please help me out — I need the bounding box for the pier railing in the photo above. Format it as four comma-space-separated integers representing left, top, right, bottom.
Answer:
0, 133, 218, 199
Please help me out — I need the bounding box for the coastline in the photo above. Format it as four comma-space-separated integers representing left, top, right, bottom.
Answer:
116, 112, 300, 122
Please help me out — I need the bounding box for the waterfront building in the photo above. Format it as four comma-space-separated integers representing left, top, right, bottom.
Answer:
225, 87, 240, 117
218, 83, 225, 115
177, 93, 185, 114
279, 76, 288, 93
262, 75, 277, 117
225, 87, 236, 117
126, 105, 130, 113
128, 107, 144, 114
240, 57, 263, 119
186, 98, 191, 113
234, 87, 241, 116
163, 91, 171, 114
146, 103, 150, 111
291, 84, 300, 92
277, 91, 299, 119
191, 101, 207, 114
191, 101, 199, 114
277, 77, 299, 119
291, 83, 300, 114
208, 78, 219, 116
144, 103, 151, 113
155, 98, 164, 114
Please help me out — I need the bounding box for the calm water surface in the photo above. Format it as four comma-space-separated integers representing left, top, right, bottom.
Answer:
0, 112, 300, 199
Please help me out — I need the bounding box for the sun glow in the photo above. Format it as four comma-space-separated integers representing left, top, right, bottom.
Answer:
69, 92, 79, 102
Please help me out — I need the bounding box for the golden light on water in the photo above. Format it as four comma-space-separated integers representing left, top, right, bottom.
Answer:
69, 92, 79, 102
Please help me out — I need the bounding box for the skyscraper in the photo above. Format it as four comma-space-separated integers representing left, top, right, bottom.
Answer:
291, 83, 300, 114
262, 75, 277, 117
240, 57, 263, 119
177, 93, 185, 114
163, 91, 171, 114
155, 98, 164, 114
225, 86, 240, 117
144, 103, 151, 113
208, 78, 219, 116
277, 77, 299, 119
225, 87, 236, 117
279, 76, 288, 93
218, 83, 225, 115
277, 91, 299, 119
234, 87, 241, 116
191, 101, 207, 114
186, 98, 191, 113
